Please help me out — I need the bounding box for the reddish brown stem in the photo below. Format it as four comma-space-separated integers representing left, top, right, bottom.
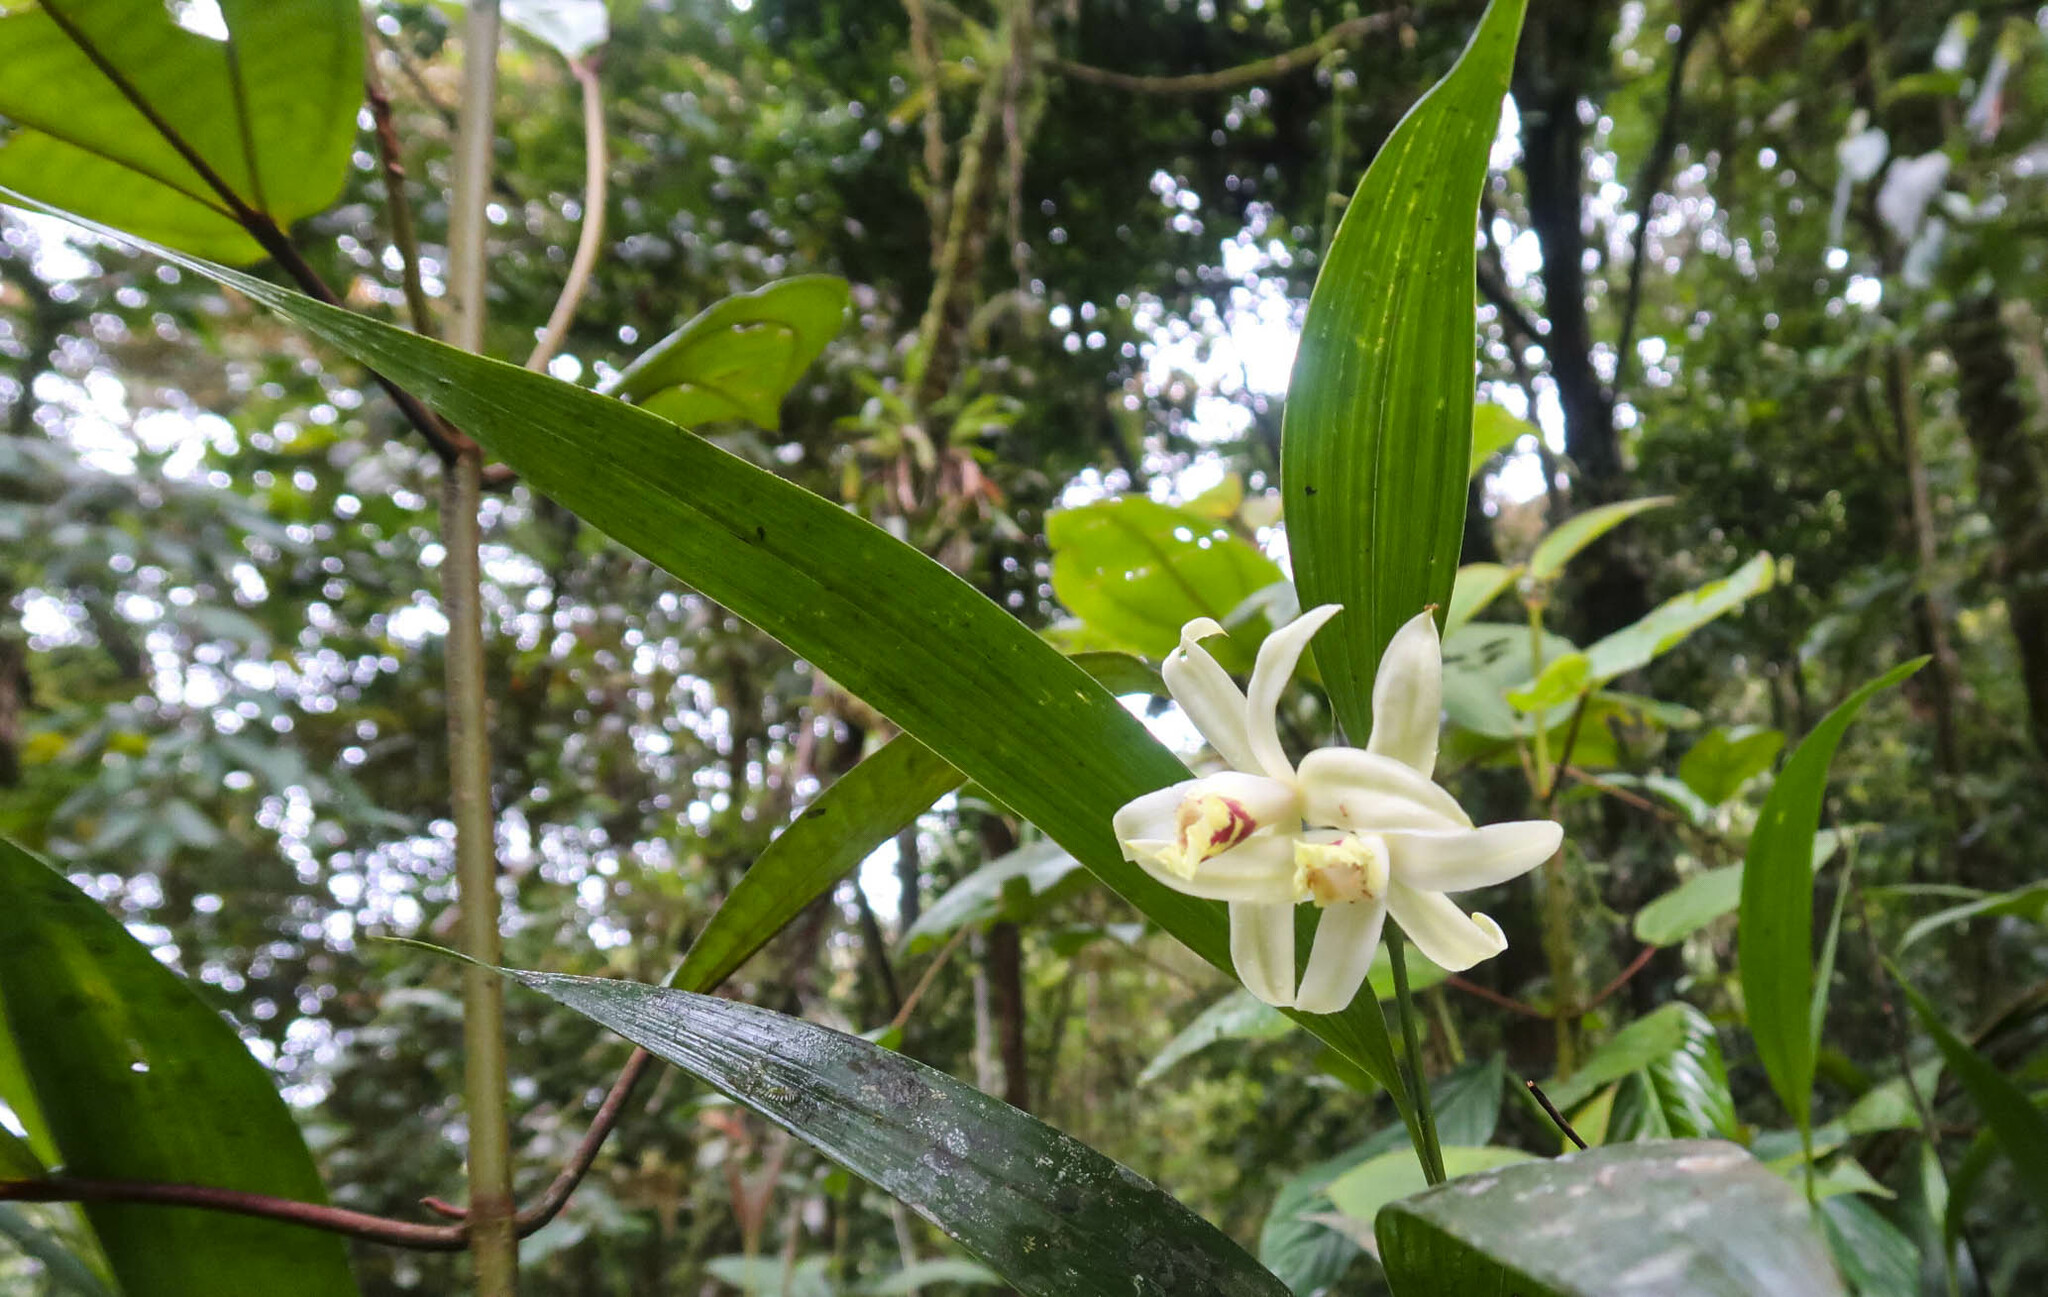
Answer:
1445, 975, 1550, 1019
1583, 944, 1657, 1013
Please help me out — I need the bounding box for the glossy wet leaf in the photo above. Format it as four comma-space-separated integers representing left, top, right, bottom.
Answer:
1375, 1141, 1847, 1296
1741, 660, 1923, 1134
605, 277, 851, 430
1048, 496, 1282, 661
0, 839, 357, 1296
1511, 553, 1776, 711
1280, 0, 1526, 743
1542, 1003, 1705, 1114
671, 734, 960, 994
1602, 1005, 1739, 1144
1526, 497, 1673, 585
0, 0, 362, 263
507, 968, 1290, 1297
20, 212, 1414, 1122
1896, 974, 2048, 1224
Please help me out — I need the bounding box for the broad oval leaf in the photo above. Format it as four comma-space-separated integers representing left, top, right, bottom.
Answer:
1677, 725, 1786, 807
604, 277, 852, 431
1633, 831, 1844, 948
1280, 0, 1526, 743
1739, 660, 1924, 1134
1525, 497, 1673, 585
1048, 496, 1282, 662
0, 0, 362, 263
1375, 1141, 1847, 1297
0, 839, 357, 1296
14, 209, 1416, 1115
506, 968, 1290, 1297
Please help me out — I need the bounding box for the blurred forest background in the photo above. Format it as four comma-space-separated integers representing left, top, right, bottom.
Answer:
4, 0, 2048, 1292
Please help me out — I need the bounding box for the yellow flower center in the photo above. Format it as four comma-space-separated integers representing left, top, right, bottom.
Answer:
1153, 794, 1258, 880
1293, 834, 1390, 906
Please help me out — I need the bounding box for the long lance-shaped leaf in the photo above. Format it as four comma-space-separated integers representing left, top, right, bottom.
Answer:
1281, 0, 1525, 743
506, 969, 1290, 1297
1738, 659, 1924, 1135
0, 840, 358, 1296
0, 198, 1414, 1105
671, 734, 960, 994
1895, 973, 2048, 1225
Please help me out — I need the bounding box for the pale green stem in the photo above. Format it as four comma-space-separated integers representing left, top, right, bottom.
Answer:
1388, 927, 1445, 1186
445, 2, 516, 1291
525, 55, 608, 374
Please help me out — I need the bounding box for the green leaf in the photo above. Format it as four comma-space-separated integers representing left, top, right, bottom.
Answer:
1678, 726, 1787, 807
1526, 497, 1673, 585
1048, 496, 1282, 661
1280, 0, 1527, 743
507, 969, 1290, 1297
1510, 553, 1776, 711
1896, 881, 2048, 953
17, 205, 1417, 1120
670, 734, 960, 994
1324, 1146, 1532, 1238
0, 0, 362, 263
1446, 563, 1519, 634
1817, 1196, 1919, 1297
1469, 404, 1534, 478
1634, 831, 1846, 947
1138, 989, 1293, 1086
705, 1255, 834, 1297
605, 277, 852, 431
0, 1206, 113, 1297
862, 1258, 1005, 1294
1740, 660, 1924, 1134
1896, 974, 2048, 1225
1440, 621, 1582, 739
0, 839, 357, 1296
1375, 1141, 1848, 1296
900, 840, 1084, 953
1064, 650, 1166, 699
1257, 1058, 1504, 1294
1602, 1005, 1739, 1144
1542, 1003, 1711, 1115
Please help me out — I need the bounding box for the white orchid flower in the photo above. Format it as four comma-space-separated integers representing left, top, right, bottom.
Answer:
1112, 604, 1562, 1014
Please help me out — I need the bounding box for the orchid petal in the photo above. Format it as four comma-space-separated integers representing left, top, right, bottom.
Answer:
1111, 773, 1300, 861
1293, 897, 1388, 1015
1296, 747, 1472, 831
1367, 609, 1443, 776
1161, 618, 1263, 772
1386, 882, 1508, 971
1245, 603, 1343, 781
1384, 820, 1562, 893
1229, 899, 1298, 1008
1128, 833, 1301, 903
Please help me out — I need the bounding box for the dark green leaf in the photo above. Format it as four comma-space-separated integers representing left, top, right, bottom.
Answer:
1526, 498, 1673, 585
605, 277, 851, 431
1138, 989, 1292, 1086
1543, 1003, 1695, 1114
16, 210, 1416, 1106
1375, 1141, 1847, 1296
508, 969, 1290, 1297
1817, 1196, 1919, 1297
1603, 1005, 1739, 1144
670, 734, 959, 994
0, 0, 362, 262
1048, 496, 1282, 661
1678, 726, 1786, 807
0, 839, 357, 1296
1280, 0, 1526, 742
1896, 974, 2048, 1225
1740, 660, 1923, 1133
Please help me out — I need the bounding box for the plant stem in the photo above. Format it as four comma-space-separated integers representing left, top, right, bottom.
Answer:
526, 55, 608, 373
1387, 926, 1445, 1186
445, 3, 516, 1292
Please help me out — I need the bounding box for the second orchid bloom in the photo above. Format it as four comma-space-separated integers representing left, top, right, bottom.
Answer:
1112, 605, 1562, 1015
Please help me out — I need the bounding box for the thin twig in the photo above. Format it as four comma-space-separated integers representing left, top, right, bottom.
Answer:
1582, 943, 1656, 1012
1542, 693, 1592, 811
891, 923, 973, 1032
364, 27, 436, 335
1050, 10, 1406, 95
1445, 974, 1549, 1018
1525, 1080, 1589, 1150
512, 1047, 653, 1232
526, 55, 609, 373
0, 1178, 469, 1251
